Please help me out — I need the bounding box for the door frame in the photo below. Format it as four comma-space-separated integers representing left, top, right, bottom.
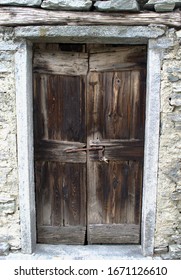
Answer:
15, 26, 163, 256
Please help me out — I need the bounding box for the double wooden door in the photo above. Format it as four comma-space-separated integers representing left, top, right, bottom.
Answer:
33, 44, 146, 245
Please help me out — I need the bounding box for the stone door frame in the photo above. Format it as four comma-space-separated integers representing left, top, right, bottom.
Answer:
15, 25, 164, 256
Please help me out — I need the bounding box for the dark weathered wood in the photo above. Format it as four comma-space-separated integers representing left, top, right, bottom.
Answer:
0, 7, 180, 27
87, 45, 146, 244
89, 45, 146, 72
37, 226, 86, 245
34, 50, 88, 76
33, 73, 86, 142
34, 45, 87, 244
34, 44, 146, 245
89, 146, 144, 161
89, 224, 140, 244
90, 139, 144, 146
35, 162, 87, 243
35, 140, 86, 163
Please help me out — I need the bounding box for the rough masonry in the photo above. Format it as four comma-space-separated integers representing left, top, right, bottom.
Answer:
0, 27, 20, 254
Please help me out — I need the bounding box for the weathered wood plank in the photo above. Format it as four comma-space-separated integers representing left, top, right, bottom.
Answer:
90, 139, 144, 146
0, 7, 180, 27
35, 162, 86, 236
89, 146, 144, 161
89, 46, 146, 72
89, 224, 140, 244
33, 73, 86, 142
37, 226, 86, 245
35, 140, 86, 163
34, 50, 88, 76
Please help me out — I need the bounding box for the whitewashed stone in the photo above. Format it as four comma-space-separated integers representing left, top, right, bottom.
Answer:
0, 0, 41, 6
94, 0, 140, 11
41, 0, 92, 10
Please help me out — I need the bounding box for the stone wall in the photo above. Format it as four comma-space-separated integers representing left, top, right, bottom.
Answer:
0, 28, 20, 255
0, 0, 180, 12
155, 29, 181, 259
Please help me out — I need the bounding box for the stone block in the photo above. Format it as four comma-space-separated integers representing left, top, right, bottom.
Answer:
145, 0, 181, 11
94, 0, 140, 11
171, 190, 181, 201
177, 30, 181, 39
165, 161, 181, 184
154, 246, 168, 254
169, 244, 181, 259
0, 197, 16, 214
41, 0, 92, 10
0, 242, 9, 256
173, 84, 181, 93
155, 3, 175, 11
0, 0, 42, 6
171, 235, 181, 244
169, 94, 181, 107
168, 74, 179, 82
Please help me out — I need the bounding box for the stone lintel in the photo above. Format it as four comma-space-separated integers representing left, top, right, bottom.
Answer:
14, 25, 165, 44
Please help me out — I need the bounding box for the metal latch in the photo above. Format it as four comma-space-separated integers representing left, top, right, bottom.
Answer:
65, 146, 108, 163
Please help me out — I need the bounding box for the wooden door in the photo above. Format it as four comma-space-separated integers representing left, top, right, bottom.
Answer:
33, 44, 146, 245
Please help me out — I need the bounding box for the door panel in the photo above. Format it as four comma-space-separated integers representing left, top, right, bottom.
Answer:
87, 48, 146, 244
33, 48, 87, 244
35, 161, 86, 244
33, 44, 146, 245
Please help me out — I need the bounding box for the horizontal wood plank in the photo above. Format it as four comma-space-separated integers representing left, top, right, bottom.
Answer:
89, 224, 140, 244
33, 50, 88, 75
35, 140, 86, 163
90, 139, 144, 147
89, 46, 146, 72
0, 7, 180, 28
89, 146, 144, 161
37, 226, 86, 244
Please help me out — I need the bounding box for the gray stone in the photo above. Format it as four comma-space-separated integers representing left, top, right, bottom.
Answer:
0, 242, 9, 256
167, 67, 181, 74
155, 3, 175, 11
169, 244, 181, 259
145, 0, 181, 11
171, 190, 181, 201
41, 0, 92, 10
166, 161, 181, 185
169, 94, 181, 107
94, 0, 140, 11
171, 235, 181, 244
0, 0, 42, 6
0, 197, 16, 214
168, 74, 179, 82
14, 26, 165, 44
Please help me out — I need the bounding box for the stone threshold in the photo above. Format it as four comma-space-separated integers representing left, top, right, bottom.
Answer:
1, 245, 158, 260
